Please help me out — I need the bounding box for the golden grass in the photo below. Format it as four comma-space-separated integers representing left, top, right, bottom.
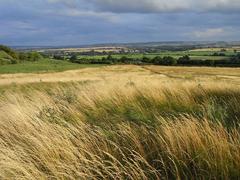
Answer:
0, 65, 240, 86
0, 65, 240, 179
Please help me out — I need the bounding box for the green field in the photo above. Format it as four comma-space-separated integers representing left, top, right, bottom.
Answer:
0, 59, 104, 74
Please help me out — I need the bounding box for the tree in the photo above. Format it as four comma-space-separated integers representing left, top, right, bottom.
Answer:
18, 52, 28, 61
28, 52, 42, 61
178, 55, 190, 65
205, 60, 215, 66
70, 55, 78, 62
152, 56, 163, 65
142, 57, 151, 63
179, 55, 190, 61
236, 53, 240, 59
120, 56, 128, 63
163, 56, 177, 66
106, 55, 115, 63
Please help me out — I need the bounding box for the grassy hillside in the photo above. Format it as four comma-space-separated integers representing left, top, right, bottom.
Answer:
0, 59, 105, 74
0, 66, 239, 179
0, 50, 13, 64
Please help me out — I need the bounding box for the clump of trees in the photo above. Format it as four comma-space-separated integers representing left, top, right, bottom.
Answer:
0, 45, 43, 65
212, 52, 226, 56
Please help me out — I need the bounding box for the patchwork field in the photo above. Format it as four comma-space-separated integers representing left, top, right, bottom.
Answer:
0, 65, 240, 179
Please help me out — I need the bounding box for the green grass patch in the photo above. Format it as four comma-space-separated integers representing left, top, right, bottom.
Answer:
0, 59, 105, 74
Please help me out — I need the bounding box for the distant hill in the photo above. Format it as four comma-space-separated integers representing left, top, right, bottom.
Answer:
12, 41, 240, 52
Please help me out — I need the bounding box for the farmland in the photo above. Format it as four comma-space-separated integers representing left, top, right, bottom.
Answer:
49, 46, 238, 61
1, 44, 240, 74
46, 45, 239, 67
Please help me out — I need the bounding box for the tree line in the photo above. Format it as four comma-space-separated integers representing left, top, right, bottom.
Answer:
69, 54, 240, 67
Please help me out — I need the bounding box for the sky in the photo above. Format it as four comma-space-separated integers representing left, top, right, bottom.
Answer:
0, 0, 239, 46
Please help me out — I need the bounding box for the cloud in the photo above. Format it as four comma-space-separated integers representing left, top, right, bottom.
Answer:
47, 9, 119, 22
0, 0, 240, 46
90, 0, 189, 13
47, 0, 76, 8
191, 28, 226, 39
45, 0, 240, 13
85, 0, 240, 13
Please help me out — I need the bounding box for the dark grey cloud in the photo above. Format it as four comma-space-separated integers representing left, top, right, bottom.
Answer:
51, 0, 240, 13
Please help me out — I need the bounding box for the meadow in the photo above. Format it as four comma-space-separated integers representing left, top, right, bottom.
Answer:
0, 65, 240, 179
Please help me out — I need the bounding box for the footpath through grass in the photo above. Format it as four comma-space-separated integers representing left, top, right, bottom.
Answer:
0, 59, 105, 74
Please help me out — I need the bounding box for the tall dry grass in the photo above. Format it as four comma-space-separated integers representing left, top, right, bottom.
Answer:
0, 80, 239, 179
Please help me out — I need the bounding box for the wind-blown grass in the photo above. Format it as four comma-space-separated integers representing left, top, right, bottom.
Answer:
0, 80, 239, 179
